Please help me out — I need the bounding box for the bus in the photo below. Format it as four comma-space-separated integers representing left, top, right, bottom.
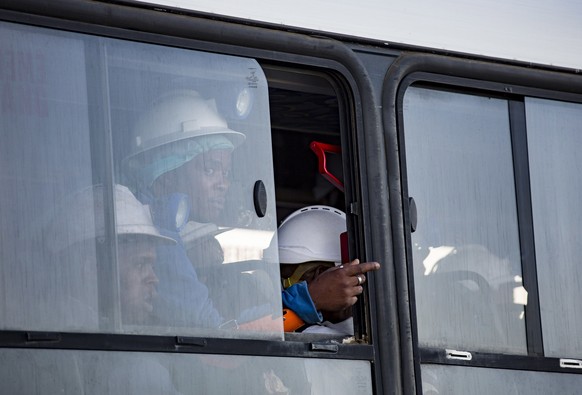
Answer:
1, 0, 582, 393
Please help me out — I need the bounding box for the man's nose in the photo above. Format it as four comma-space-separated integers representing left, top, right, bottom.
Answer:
145, 265, 159, 284
215, 171, 230, 190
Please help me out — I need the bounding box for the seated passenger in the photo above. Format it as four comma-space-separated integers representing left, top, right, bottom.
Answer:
277, 205, 380, 335
122, 89, 276, 331
46, 184, 176, 327
48, 184, 187, 393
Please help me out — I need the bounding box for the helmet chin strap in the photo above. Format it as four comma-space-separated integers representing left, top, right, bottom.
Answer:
281, 261, 334, 289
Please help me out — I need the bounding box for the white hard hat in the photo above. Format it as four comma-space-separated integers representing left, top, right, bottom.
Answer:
277, 205, 346, 265
123, 89, 246, 187
47, 184, 175, 253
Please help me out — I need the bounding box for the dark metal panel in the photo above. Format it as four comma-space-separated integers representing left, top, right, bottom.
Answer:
350, 47, 411, 395
0, 331, 374, 360
421, 348, 582, 375
508, 100, 544, 357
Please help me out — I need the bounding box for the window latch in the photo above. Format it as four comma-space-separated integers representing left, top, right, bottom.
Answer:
445, 349, 472, 361
176, 336, 207, 347
560, 358, 582, 369
310, 341, 339, 353
26, 332, 61, 343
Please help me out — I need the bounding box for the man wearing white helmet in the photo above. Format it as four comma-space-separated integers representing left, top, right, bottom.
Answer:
123, 89, 245, 224
121, 89, 273, 329
1, 184, 182, 395
46, 184, 176, 327
38, 184, 187, 394
278, 206, 380, 335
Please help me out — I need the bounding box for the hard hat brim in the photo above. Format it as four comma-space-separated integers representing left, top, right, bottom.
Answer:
118, 224, 177, 246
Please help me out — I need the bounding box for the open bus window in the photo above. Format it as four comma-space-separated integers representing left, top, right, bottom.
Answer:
267, 76, 344, 220
264, 66, 359, 341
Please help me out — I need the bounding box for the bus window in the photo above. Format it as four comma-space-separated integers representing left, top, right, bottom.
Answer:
264, 66, 365, 340
403, 87, 527, 354
0, 20, 283, 340
526, 97, 582, 358
267, 80, 344, 221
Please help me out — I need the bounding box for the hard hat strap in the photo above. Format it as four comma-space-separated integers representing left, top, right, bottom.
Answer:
281, 262, 333, 289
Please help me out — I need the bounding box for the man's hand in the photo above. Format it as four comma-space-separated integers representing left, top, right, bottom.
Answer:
307, 259, 380, 312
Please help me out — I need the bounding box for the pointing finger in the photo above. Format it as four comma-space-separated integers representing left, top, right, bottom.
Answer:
343, 260, 380, 276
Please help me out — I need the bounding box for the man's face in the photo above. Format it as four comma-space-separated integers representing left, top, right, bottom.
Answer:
175, 149, 233, 223
118, 238, 159, 324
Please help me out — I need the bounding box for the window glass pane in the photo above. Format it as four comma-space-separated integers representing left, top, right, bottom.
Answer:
0, 21, 282, 339
108, 39, 281, 339
0, 349, 373, 395
0, 22, 98, 332
403, 87, 526, 353
526, 97, 582, 357
421, 364, 582, 394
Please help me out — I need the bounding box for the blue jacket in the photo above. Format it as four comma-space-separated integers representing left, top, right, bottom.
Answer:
282, 282, 322, 325
137, 192, 223, 328
153, 227, 224, 328
147, 193, 276, 328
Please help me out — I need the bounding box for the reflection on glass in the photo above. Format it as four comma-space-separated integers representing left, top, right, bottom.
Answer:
422, 364, 582, 394
0, 349, 373, 395
526, 97, 582, 357
403, 87, 526, 354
